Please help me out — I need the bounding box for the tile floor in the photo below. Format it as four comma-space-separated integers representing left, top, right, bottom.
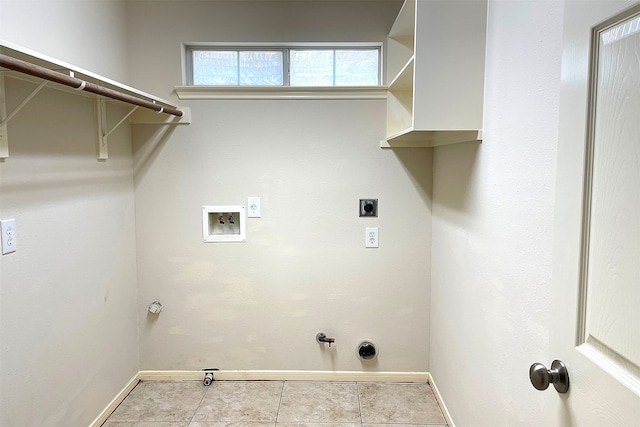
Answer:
102, 380, 448, 426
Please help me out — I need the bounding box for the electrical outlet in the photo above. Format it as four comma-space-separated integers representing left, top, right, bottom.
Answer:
248, 196, 261, 218
1, 218, 17, 254
365, 227, 379, 248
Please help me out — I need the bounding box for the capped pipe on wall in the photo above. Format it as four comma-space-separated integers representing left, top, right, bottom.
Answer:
147, 301, 163, 314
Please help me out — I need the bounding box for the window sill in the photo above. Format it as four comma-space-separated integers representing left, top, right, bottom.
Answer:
174, 85, 388, 100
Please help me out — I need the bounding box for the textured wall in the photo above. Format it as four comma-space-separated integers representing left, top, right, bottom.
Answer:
0, 1, 572, 425
127, 1, 434, 372
125, 0, 403, 99
0, 81, 139, 425
429, 0, 563, 425
133, 100, 431, 371
0, 2, 138, 425
0, 0, 130, 82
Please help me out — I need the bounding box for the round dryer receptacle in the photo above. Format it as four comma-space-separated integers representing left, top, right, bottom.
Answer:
357, 340, 378, 361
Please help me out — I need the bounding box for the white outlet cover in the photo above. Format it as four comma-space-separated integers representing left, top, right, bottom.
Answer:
1, 218, 17, 254
365, 227, 379, 248
248, 196, 261, 218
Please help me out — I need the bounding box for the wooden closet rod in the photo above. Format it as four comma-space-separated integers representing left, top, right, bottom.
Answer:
0, 53, 183, 117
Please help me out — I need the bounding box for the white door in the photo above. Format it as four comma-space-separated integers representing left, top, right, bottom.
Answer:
549, 0, 640, 425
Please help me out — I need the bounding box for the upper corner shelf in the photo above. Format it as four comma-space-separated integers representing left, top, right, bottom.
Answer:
383, 0, 487, 148
382, 129, 483, 148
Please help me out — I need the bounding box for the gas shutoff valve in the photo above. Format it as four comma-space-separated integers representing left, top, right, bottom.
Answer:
316, 332, 335, 347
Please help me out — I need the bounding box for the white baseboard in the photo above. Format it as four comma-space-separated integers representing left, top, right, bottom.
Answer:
428, 372, 455, 427
89, 372, 139, 427
138, 369, 429, 383
138, 370, 203, 381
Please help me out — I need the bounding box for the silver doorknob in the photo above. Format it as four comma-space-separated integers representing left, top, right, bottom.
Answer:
529, 360, 569, 393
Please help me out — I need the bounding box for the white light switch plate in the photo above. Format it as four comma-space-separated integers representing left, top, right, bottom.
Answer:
1, 218, 17, 254
366, 227, 379, 248
248, 196, 261, 218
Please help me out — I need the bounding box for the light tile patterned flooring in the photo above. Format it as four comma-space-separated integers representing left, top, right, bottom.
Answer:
103, 380, 448, 426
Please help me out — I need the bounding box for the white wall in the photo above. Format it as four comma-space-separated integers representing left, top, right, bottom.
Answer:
0, 1, 138, 425
125, 0, 403, 99
429, 0, 563, 425
127, 1, 433, 372
0, 0, 129, 82
0, 82, 139, 426
0, 0, 570, 424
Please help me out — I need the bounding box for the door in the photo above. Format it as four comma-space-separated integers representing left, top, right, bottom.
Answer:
550, 0, 640, 425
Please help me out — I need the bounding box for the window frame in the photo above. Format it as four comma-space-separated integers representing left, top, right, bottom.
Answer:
183, 42, 384, 87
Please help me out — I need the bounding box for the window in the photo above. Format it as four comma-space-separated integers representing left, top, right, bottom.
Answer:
192, 50, 285, 86
187, 44, 381, 87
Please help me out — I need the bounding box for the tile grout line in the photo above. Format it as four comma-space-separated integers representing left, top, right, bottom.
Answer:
274, 380, 286, 426
188, 379, 211, 425
356, 381, 363, 426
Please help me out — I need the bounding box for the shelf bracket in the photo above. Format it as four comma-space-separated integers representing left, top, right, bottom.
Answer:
106, 105, 139, 139
97, 102, 143, 160
95, 104, 190, 160
0, 76, 48, 159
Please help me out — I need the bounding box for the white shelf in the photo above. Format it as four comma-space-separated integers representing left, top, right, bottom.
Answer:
382, 129, 483, 148
383, 0, 487, 148
388, 56, 414, 91
0, 39, 177, 108
388, 0, 416, 40
386, 57, 414, 138
0, 40, 188, 160
387, 0, 416, 80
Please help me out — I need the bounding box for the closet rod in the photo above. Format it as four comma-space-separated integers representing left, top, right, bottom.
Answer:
0, 53, 182, 117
